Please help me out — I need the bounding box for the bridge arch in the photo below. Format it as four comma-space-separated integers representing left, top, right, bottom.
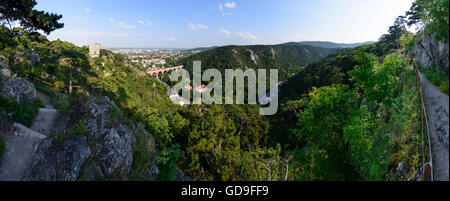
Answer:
147, 65, 184, 79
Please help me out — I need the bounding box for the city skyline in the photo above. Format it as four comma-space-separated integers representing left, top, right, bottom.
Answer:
35, 0, 415, 48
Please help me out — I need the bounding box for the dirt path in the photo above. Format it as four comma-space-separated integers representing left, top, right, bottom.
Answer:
35, 90, 54, 109
420, 72, 449, 181
30, 91, 58, 136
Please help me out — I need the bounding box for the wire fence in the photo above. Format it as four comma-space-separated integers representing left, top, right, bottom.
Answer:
414, 65, 433, 181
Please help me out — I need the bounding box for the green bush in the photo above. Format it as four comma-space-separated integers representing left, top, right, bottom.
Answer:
440, 80, 449, 94
420, 65, 449, 94
155, 145, 183, 181
12, 99, 42, 127
69, 119, 87, 136
130, 126, 155, 181
0, 96, 41, 127
50, 131, 64, 146
54, 98, 69, 115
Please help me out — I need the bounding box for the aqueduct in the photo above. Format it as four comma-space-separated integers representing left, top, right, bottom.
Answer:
147, 65, 183, 78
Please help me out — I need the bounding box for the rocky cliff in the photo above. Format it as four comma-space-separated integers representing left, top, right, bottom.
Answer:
409, 31, 449, 70
25, 97, 138, 181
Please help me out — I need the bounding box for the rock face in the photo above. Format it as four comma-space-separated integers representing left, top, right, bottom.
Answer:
147, 160, 160, 181
0, 123, 47, 181
0, 55, 8, 69
409, 31, 449, 69
0, 68, 12, 80
175, 170, 194, 181
1, 77, 36, 102
25, 97, 137, 180
85, 97, 136, 177
0, 61, 7, 69
25, 136, 91, 181
14, 50, 40, 67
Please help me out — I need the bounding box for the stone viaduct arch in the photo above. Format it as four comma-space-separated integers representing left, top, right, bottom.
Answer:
147, 65, 183, 78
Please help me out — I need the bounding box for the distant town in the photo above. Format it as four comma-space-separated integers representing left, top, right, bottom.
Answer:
108, 48, 200, 68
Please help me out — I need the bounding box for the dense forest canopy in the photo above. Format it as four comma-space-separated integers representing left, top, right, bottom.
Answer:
177, 44, 336, 81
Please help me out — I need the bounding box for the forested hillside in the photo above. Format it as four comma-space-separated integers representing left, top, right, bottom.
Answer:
177, 44, 335, 80
285, 41, 374, 49
268, 0, 448, 180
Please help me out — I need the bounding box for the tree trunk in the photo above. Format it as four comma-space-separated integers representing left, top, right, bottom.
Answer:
69, 65, 73, 94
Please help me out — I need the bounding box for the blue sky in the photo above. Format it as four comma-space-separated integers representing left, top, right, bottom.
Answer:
35, 0, 415, 48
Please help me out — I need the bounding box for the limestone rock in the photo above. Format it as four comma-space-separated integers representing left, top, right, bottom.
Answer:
175, 170, 194, 181
0, 123, 46, 181
0, 68, 12, 80
147, 160, 160, 181
409, 31, 449, 70
22, 97, 149, 181
85, 97, 136, 177
94, 124, 135, 176
14, 50, 40, 67
25, 135, 91, 181
0, 59, 8, 69
62, 136, 92, 181
1, 77, 36, 102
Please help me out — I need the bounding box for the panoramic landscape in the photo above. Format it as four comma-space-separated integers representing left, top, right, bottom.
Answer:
0, 0, 448, 184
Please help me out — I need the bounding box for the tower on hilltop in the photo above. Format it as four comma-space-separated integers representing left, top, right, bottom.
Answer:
89, 43, 100, 58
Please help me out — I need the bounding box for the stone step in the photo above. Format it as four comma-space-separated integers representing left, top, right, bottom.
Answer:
30, 108, 59, 136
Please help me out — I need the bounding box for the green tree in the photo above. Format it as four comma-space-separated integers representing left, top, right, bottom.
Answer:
419, 0, 449, 41
379, 16, 408, 54
0, 0, 63, 34
0, 24, 16, 50
294, 84, 359, 180
350, 52, 408, 109
58, 49, 89, 94
406, 0, 449, 42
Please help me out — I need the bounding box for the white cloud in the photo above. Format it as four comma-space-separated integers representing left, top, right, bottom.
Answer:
85, 8, 91, 13
112, 21, 136, 29
224, 2, 236, 8
235, 32, 256, 40
188, 23, 208, 30
138, 20, 152, 26
219, 28, 231, 35
196, 24, 208, 29
164, 37, 176, 41
188, 23, 196, 30
217, 2, 236, 16
109, 17, 116, 23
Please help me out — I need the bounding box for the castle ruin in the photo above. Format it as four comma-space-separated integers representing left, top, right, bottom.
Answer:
89, 43, 101, 58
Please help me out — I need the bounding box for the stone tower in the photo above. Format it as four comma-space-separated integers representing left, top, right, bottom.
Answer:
89, 43, 101, 58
